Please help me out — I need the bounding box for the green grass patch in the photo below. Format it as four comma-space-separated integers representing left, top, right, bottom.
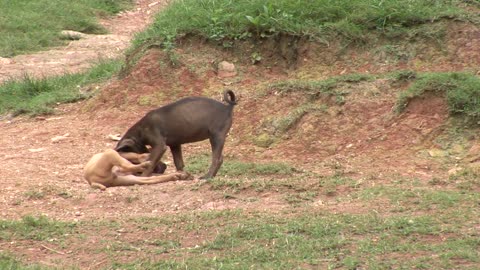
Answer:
0, 59, 122, 116
395, 72, 480, 121
0, 215, 77, 241
133, 0, 469, 49
0, 0, 132, 56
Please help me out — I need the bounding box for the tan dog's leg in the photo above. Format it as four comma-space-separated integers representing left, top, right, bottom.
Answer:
103, 149, 150, 174
109, 172, 192, 187
118, 152, 149, 164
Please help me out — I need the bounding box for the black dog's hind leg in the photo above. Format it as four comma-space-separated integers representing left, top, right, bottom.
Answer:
201, 135, 225, 179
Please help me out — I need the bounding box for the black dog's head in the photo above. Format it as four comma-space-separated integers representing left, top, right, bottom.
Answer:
116, 137, 167, 174
115, 138, 149, 153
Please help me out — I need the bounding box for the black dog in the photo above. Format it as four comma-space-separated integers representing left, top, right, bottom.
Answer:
115, 90, 237, 179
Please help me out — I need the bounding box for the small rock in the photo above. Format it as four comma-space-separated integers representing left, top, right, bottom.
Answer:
108, 134, 122, 141
428, 149, 448, 157
448, 167, 463, 176
51, 133, 69, 143
217, 61, 237, 78
29, 148, 46, 153
0, 57, 14, 65
60, 30, 87, 40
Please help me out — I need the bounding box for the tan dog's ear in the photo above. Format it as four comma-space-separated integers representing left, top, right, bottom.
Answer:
115, 138, 135, 152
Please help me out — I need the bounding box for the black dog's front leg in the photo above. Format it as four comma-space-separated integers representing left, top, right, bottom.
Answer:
170, 144, 185, 171
142, 141, 167, 176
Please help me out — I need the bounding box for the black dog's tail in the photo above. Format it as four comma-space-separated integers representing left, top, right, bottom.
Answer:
223, 90, 237, 106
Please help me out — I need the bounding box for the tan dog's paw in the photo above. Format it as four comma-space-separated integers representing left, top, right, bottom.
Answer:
140, 161, 152, 169
138, 153, 150, 163
176, 171, 194, 180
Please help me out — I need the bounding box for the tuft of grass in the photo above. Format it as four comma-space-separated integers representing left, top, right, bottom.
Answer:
0, 59, 122, 116
132, 0, 469, 50
0, 252, 53, 270
395, 72, 480, 121
0, 215, 77, 241
0, 0, 132, 57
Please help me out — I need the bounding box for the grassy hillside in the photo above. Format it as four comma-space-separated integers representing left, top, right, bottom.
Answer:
0, 0, 132, 57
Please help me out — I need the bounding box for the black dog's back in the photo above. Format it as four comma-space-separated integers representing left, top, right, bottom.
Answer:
149, 96, 234, 145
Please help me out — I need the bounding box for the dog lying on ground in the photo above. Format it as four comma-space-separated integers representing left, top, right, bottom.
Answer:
84, 149, 191, 190
115, 90, 237, 179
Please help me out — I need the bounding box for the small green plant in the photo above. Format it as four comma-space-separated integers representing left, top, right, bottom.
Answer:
23, 190, 46, 200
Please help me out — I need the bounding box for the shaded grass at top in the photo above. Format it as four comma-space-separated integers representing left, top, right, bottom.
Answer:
0, 59, 122, 116
133, 0, 470, 49
0, 0, 132, 57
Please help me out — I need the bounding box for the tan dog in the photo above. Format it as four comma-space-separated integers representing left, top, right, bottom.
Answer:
84, 149, 191, 190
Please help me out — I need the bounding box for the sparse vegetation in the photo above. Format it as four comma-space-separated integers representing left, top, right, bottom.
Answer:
269, 74, 374, 102
185, 154, 296, 177
0, 0, 132, 57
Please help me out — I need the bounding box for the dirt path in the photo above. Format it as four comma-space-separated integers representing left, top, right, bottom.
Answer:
0, 0, 167, 83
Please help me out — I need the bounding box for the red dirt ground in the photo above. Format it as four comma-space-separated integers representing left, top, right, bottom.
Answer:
0, 1, 479, 268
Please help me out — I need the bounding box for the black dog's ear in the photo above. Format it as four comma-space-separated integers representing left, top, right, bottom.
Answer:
115, 138, 135, 152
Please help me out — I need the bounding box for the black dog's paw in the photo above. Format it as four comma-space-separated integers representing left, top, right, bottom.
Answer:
153, 162, 167, 174
199, 175, 212, 180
